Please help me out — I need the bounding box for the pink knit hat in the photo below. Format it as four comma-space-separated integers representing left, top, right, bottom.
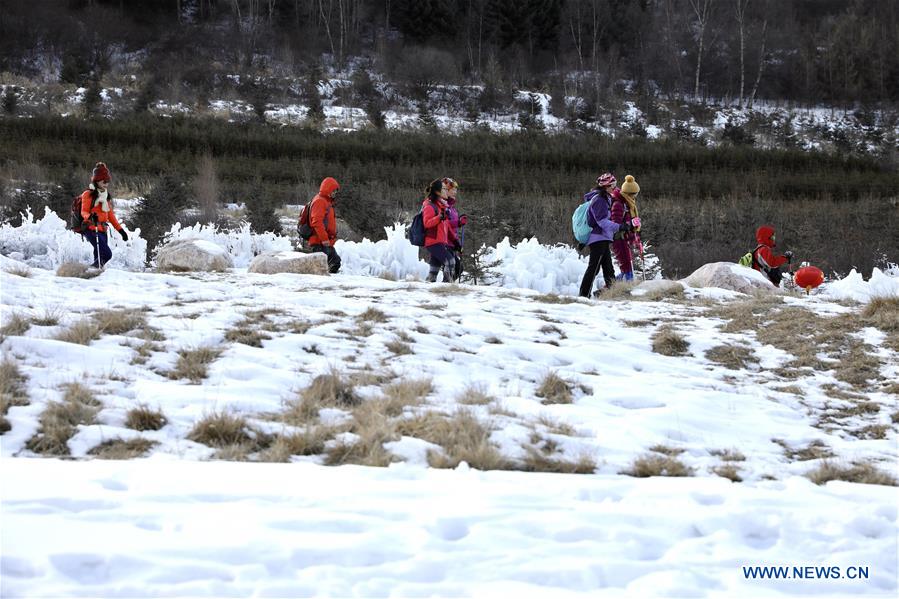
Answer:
596, 172, 616, 188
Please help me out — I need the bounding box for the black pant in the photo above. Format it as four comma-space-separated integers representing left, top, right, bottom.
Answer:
579, 240, 614, 297
311, 244, 341, 273
83, 231, 111, 268
426, 244, 454, 282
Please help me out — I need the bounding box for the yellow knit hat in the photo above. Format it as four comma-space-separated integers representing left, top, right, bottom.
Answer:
621, 175, 640, 194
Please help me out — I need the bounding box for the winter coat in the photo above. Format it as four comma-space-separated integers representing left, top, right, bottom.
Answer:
445, 197, 461, 247
308, 177, 339, 247
422, 197, 450, 247
585, 189, 621, 244
609, 189, 638, 243
80, 187, 123, 234
753, 225, 789, 271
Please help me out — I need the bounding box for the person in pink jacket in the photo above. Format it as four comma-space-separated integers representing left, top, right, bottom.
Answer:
422, 178, 454, 282
610, 175, 643, 281
442, 177, 468, 282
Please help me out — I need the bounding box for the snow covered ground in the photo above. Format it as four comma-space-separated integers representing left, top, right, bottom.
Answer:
1, 222, 897, 596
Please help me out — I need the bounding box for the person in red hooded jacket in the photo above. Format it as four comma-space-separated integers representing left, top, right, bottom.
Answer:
752, 225, 793, 286
307, 177, 341, 273
80, 162, 128, 268
421, 178, 454, 282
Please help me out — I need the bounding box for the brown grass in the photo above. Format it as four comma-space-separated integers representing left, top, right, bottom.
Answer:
0, 357, 29, 434
55, 319, 102, 345
4, 264, 32, 277
535, 414, 577, 437
651, 326, 690, 356
774, 439, 834, 462
93, 308, 147, 335
705, 344, 759, 370
709, 448, 746, 461
637, 283, 686, 302
853, 424, 888, 440
31, 307, 64, 326
125, 405, 167, 431
713, 463, 743, 482
532, 293, 581, 304
649, 444, 685, 456
806, 461, 897, 486
286, 370, 361, 423
484, 335, 503, 344
622, 453, 694, 477
261, 425, 339, 462
536, 371, 573, 404
380, 378, 432, 416
457, 384, 494, 406
413, 324, 430, 334
224, 325, 272, 347
0, 312, 31, 337
430, 284, 471, 296
324, 401, 398, 467
592, 280, 638, 301
168, 346, 223, 383
88, 438, 157, 459
397, 410, 513, 471
25, 383, 100, 455
357, 307, 389, 323
56, 262, 102, 279
385, 338, 413, 355
521, 445, 596, 474
188, 411, 253, 448
287, 319, 312, 334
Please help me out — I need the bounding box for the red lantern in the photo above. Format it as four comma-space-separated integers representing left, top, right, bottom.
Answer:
794, 266, 824, 294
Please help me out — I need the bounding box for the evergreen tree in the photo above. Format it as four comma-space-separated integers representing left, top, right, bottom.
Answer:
82, 78, 102, 117
305, 67, 325, 126
245, 189, 283, 235
2, 86, 19, 114
417, 100, 438, 133
131, 175, 192, 262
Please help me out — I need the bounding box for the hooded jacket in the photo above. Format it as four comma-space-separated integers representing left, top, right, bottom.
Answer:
752, 225, 789, 271
585, 188, 623, 244
80, 186, 123, 234
308, 177, 339, 247
422, 196, 450, 247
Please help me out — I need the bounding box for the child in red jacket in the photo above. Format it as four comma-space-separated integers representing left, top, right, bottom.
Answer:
421, 179, 454, 282
752, 225, 793, 286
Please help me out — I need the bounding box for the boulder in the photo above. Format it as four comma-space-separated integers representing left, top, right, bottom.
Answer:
682, 262, 779, 295
248, 251, 329, 276
156, 239, 233, 272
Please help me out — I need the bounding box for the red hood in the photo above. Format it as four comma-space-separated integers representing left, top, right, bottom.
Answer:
756, 225, 776, 247
319, 177, 339, 198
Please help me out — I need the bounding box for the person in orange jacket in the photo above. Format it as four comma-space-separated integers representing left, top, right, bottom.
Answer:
80, 162, 128, 268
752, 225, 793, 286
307, 176, 341, 273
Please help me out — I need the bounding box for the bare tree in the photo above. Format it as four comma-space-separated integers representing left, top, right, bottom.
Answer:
747, 10, 768, 109
735, 0, 750, 107
194, 154, 220, 225
688, 0, 714, 100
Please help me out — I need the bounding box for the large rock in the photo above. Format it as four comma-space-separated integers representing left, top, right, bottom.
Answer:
156, 239, 233, 272
682, 262, 779, 294
248, 251, 329, 276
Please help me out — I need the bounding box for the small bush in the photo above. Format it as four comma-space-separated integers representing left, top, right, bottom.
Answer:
93, 308, 147, 335
0, 313, 31, 337
324, 401, 397, 467
56, 262, 102, 279
651, 326, 689, 356
55, 319, 102, 345
806, 461, 896, 486
713, 463, 743, 482
169, 346, 223, 383
88, 438, 157, 459
286, 370, 361, 424
188, 411, 253, 448
385, 339, 413, 355
705, 344, 758, 370
381, 378, 432, 416
25, 383, 99, 455
125, 405, 167, 431
622, 453, 694, 477
398, 410, 512, 471
535, 372, 573, 404
357, 307, 389, 323
0, 357, 30, 434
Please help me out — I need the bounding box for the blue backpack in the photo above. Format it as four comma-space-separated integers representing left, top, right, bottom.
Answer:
407, 211, 426, 246
572, 192, 597, 244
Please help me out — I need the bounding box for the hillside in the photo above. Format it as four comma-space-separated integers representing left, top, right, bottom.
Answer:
1, 243, 898, 595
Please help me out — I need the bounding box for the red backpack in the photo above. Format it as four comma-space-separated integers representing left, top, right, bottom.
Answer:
70, 190, 97, 234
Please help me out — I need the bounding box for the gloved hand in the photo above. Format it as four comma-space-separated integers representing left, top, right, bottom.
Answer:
459, 214, 468, 226
439, 210, 447, 221
784, 250, 793, 262
631, 217, 641, 229
118, 229, 128, 242
89, 213, 99, 225
619, 221, 634, 233
453, 241, 462, 252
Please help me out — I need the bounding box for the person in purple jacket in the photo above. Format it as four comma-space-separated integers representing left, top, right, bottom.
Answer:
578, 173, 634, 297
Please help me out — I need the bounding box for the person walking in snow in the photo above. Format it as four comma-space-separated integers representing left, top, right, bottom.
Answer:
610, 174, 643, 281
442, 177, 468, 282
751, 225, 793, 286
578, 173, 635, 298
80, 162, 128, 269
307, 177, 342, 274
422, 178, 455, 283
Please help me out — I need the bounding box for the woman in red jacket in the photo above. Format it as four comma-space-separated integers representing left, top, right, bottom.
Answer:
80, 162, 128, 268
610, 175, 643, 281
422, 179, 454, 283
752, 225, 793, 286
307, 177, 341, 273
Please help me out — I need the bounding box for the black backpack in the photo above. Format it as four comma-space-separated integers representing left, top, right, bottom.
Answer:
297, 199, 331, 241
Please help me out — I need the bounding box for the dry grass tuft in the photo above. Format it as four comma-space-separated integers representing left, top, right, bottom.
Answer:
261, 425, 339, 462
168, 346, 223, 383
536, 371, 573, 404
55, 319, 102, 345
806, 461, 897, 486
457, 384, 494, 406
25, 383, 100, 455
224, 326, 272, 347
521, 445, 596, 474
775, 439, 834, 462
325, 401, 398, 467
32, 307, 64, 326
0, 312, 31, 338
398, 410, 513, 471
287, 320, 312, 334
0, 357, 30, 434
651, 326, 690, 356
93, 308, 147, 335
539, 324, 567, 338
649, 444, 685, 456
413, 324, 430, 335
594, 281, 638, 301
125, 405, 167, 431
862, 296, 899, 333
484, 335, 503, 344
622, 453, 694, 477
56, 262, 102, 279
713, 463, 743, 482
381, 378, 432, 416
286, 370, 361, 423
853, 424, 888, 440
532, 293, 581, 304
535, 414, 577, 437
88, 438, 157, 459
385, 338, 414, 355
709, 448, 746, 461
357, 307, 389, 323
188, 411, 252, 448
638, 283, 686, 302
705, 344, 759, 370
430, 284, 471, 296
4, 264, 32, 277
